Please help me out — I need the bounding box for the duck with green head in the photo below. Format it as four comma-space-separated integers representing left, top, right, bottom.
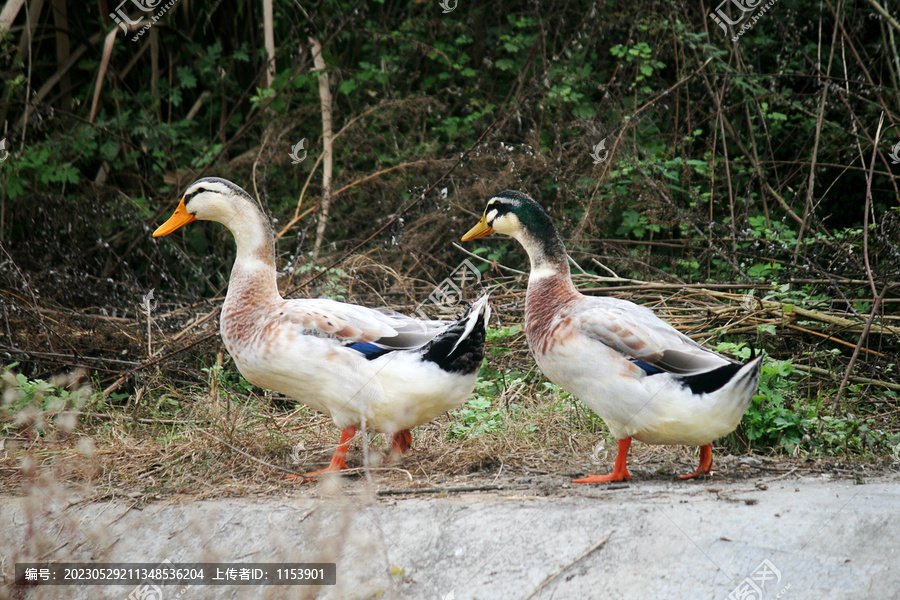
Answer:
463, 191, 762, 482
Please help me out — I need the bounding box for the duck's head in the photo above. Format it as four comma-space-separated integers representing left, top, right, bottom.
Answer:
153, 177, 260, 237
462, 191, 568, 274
461, 190, 551, 241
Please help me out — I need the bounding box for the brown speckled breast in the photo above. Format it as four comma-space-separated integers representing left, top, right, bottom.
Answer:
525, 273, 581, 357
220, 264, 282, 359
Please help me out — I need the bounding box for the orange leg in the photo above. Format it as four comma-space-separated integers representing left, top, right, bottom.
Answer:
573, 438, 633, 484
389, 430, 413, 458
677, 444, 713, 480
304, 426, 357, 477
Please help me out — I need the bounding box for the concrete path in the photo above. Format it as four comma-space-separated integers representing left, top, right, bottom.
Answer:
2, 472, 898, 599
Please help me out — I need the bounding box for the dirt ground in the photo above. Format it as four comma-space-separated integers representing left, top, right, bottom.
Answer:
2, 457, 899, 600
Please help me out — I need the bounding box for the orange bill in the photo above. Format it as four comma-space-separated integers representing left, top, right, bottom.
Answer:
461, 215, 494, 241
153, 198, 196, 237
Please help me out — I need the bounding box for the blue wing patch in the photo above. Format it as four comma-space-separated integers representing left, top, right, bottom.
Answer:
632, 360, 664, 376
347, 342, 393, 360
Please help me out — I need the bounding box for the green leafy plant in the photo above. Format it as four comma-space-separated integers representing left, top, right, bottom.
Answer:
742, 359, 808, 449
1, 364, 95, 434
616, 209, 661, 239
294, 265, 350, 301
448, 391, 504, 438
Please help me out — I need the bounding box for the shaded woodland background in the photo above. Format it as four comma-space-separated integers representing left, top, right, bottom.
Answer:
1, 0, 900, 478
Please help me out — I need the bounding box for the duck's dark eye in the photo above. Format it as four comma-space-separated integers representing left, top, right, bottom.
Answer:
184, 187, 207, 202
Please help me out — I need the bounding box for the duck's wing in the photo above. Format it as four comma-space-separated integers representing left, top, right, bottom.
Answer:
280, 298, 448, 349
571, 296, 732, 375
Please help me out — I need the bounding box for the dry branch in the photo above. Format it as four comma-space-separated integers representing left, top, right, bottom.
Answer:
310, 37, 334, 260
524, 533, 613, 600
792, 363, 900, 392
89, 22, 152, 123
376, 484, 501, 496
0, 0, 26, 33
866, 0, 900, 35
262, 0, 275, 87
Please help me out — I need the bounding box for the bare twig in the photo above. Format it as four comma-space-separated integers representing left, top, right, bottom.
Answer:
523, 533, 613, 600
277, 159, 449, 241
283, 83, 530, 296
715, 89, 737, 254
101, 331, 218, 395
794, 6, 838, 257
376, 484, 501, 496
0, 241, 54, 351
836, 284, 892, 401
793, 363, 900, 392
277, 99, 411, 240
197, 428, 303, 477
578, 57, 714, 239
866, 0, 900, 35
862, 113, 883, 300
836, 113, 889, 401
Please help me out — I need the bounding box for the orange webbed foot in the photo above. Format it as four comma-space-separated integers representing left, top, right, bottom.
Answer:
677, 444, 713, 480
573, 438, 633, 484
304, 426, 356, 478
573, 470, 631, 484
389, 430, 413, 459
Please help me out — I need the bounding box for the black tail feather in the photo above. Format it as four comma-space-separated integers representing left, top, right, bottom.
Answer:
422, 300, 489, 374
677, 354, 763, 395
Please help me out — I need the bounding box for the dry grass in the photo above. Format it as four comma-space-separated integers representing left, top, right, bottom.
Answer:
3, 256, 899, 504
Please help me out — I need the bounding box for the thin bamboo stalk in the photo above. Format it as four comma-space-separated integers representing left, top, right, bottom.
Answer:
310, 37, 334, 260
262, 0, 275, 87
0, 0, 25, 33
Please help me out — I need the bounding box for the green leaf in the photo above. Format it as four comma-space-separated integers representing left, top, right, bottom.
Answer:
468, 398, 491, 410
176, 66, 197, 89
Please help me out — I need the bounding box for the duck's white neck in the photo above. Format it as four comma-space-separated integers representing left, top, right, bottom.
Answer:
221, 208, 280, 301
512, 229, 571, 283
219, 209, 270, 262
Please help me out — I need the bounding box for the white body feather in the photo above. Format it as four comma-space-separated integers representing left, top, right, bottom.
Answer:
474, 190, 761, 450
160, 177, 489, 437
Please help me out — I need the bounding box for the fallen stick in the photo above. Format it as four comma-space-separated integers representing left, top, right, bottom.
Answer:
523, 533, 613, 600
791, 363, 900, 391
782, 323, 886, 357
86, 413, 194, 425
376, 484, 501, 496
